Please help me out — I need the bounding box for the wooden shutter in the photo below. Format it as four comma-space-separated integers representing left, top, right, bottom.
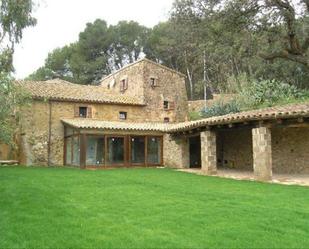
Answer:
169, 101, 176, 110
74, 105, 79, 117
124, 78, 128, 90
87, 106, 92, 118
120, 80, 124, 92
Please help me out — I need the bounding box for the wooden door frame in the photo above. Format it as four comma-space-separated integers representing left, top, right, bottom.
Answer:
105, 135, 127, 167
83, 134, 105, 168
146, 136, 163, 167
129, 135, 147, 167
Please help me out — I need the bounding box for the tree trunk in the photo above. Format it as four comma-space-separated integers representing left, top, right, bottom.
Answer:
186, 67, 194, 100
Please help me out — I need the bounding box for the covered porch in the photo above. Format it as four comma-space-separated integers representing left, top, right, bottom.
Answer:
168, 104, 309, 183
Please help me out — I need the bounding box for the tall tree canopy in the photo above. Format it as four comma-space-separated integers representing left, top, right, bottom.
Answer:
0, 0, 36, 143
28, 0, 309, 99
28, 20, 149, 84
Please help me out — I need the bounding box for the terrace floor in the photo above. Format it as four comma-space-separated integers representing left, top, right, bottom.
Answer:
177, 168, 309, 187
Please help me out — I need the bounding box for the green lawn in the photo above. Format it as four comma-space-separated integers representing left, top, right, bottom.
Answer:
1, 167, 309, 248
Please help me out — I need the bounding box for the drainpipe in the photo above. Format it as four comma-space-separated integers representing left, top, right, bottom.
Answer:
47, 100, 52, 167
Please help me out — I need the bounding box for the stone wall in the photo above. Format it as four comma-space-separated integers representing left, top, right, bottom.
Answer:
20, 101, 49, 166
20, 100, 153, 166
101, 59, 189, 123
0, 143, 18, 160
143, 61, 188, 122
272, 127, 309, 174
163, 134, 189, 168
101, 62, 145, 103
217, 129, 253, 170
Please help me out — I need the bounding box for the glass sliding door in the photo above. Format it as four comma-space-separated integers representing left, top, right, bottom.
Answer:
147, 137, 162, 165
86, 136, 105, 166
72, 136, 80, 166
65, 137, 72, 165
107, 136, 125, 166
131, 136, 145, 165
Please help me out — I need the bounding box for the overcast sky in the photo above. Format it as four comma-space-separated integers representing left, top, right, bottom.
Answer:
13, 0, 174, 79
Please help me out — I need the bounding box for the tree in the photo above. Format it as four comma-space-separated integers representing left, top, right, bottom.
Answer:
259, 0, 309, 68
165, 0, 309, 98
28, 19, 150, 84
0, 0, 36, 143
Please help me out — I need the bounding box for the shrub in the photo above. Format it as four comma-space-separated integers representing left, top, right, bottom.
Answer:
239, 79, 304, 108
201, 99, 241, 118
189, 111, 202, 121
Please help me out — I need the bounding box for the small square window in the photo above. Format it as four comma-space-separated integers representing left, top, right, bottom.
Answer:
119, 112, 127, 120
163, 101, 169, 110
164, 117, 170, 123
150, 78, 156, 87
79, 107, 88, 118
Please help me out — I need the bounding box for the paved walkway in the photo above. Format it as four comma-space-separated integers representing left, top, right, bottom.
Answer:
177, 168, 309, 187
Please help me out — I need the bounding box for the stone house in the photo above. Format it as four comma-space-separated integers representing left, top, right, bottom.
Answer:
1, 58, 309, 182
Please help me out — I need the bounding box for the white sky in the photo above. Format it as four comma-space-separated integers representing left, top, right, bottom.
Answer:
13, 0, 174, 79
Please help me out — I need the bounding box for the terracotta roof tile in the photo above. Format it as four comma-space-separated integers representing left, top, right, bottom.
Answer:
61, 103, 309, 133
61, 119, 170, 132
169, 103, 309, 132
16, 79, 145, 106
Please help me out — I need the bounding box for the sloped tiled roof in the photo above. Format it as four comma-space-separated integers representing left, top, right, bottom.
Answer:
61, 103, 309, 133
169, 103, 309, 132
61, 119, 170, 132
16, 79, 145, 106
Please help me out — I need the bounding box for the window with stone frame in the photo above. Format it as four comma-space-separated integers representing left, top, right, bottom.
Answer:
120, 77, 128, 93
119, 111, 127, 120
163, 101, 175, 111
164, 117, 170, 123
75, 105, 92, 118
149, 76, 158, 88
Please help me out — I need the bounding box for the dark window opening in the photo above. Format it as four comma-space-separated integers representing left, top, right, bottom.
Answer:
120, 79, 128, 92
163, 101, 169, 110
79, 107, 88, 118
164, 117, 170, 123
150, 78, 156, 87
119, 112, 127, 120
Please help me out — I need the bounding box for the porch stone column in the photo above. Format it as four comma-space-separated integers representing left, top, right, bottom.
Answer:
201, 130, 217, 175
252, 126, 272, 181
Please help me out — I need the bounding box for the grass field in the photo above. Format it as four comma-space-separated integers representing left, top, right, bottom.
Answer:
1, 167, 309, 248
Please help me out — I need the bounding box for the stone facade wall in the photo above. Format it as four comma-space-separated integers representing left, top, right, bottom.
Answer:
101, 60, 188, 123
217, 129, 253, 170
20, 101, 49, 166
143, 61, 188, 123
0, 144, 11, 160
20, 100, 152, 166
100, 62, 145, 103
163, 134, 189, 168
272, 127, 309, 174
